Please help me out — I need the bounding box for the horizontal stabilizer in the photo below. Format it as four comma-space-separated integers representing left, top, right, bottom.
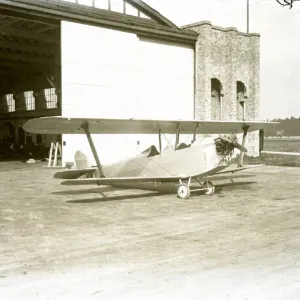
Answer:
23, 117, 278, 135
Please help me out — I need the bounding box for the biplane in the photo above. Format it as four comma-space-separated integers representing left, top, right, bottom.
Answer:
23, 117, 277, 199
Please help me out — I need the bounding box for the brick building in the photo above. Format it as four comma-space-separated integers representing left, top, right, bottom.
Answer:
183, 21, 260, 155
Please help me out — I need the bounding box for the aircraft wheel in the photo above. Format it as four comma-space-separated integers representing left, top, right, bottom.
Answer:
203, 181, 215, 196
177, 184, 190, 199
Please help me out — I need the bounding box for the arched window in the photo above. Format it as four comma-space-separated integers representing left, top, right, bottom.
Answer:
237, 81, 247, 121
211, 78, 222, 120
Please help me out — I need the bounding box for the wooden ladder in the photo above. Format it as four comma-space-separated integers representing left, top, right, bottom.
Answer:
48, 141, 61, 167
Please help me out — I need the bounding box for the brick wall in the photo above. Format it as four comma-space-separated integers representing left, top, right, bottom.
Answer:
182, 21, 260, 156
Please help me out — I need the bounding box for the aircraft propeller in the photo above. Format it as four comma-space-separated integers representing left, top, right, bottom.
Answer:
218, 135, 248, 153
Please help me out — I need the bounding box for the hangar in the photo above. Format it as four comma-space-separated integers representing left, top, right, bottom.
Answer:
0, 0, 260, 165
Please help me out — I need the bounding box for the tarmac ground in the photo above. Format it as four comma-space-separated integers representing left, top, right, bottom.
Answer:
1, 162, 300, 299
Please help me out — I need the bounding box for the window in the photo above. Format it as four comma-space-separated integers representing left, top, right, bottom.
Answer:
236, 81, 247, 121
6, 94, 15, 113
24, 91, 35, 111
211, 78, 222, 120
44, 88, 57, 109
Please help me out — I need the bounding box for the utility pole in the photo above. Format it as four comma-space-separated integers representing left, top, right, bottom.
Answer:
247, 0, 250, 34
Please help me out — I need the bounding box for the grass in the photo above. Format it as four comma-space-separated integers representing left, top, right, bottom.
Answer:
264, 138, 300, 153
236, 138, 300, 167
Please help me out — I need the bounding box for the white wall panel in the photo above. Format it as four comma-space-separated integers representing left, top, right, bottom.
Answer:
61, 21, 194, 166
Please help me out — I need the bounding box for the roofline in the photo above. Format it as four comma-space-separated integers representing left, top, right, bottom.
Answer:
182, 21, 260, 37
127, 0, 179, 29
0, 0, 198, 44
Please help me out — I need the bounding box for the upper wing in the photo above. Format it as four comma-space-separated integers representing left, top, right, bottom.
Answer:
23, 116, 278, 135
58, 165, 263, 186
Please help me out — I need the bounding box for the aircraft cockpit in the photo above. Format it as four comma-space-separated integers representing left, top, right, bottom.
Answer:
141, 145, 160, 157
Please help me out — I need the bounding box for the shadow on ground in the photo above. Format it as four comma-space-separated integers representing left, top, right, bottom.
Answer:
64, 181, 257, 203
67, 191, 163, 203
51, 186, 122, 195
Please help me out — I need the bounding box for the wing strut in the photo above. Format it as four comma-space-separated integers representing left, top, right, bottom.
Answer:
238, 125, 249, 167
158, 129, 162, 153
81, 122, 105, 178
175, 123, 180, 150
192, 123, 199, 143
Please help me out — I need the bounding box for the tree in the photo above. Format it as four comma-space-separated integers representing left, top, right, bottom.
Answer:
277, 0, 300, 8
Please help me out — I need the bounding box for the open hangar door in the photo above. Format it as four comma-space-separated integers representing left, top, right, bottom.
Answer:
0, 9, 61, 160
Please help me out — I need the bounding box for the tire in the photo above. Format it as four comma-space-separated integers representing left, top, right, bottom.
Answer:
177, 184, 190, 199
203, 181, 215, 196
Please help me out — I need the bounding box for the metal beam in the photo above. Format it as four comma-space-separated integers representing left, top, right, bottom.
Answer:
0, 7, 59, 26
126, 0, 178, 28
0, 60, 57, 72
36, 24, 59, 33
0, 51, 58, 65
0, 40, 57, 55
0, 17, 18, 28
0, 26, 59, 44
43, 73, 57, 89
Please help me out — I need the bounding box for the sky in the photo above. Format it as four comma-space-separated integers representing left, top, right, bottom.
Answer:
143, 0, 300, 120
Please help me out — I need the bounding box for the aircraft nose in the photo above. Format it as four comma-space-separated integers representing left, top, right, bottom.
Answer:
217, 135, 247, 153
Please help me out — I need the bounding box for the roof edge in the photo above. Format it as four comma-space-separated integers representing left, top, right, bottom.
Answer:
182, 21, 260, 37
0, 0, 198, 44
127, 0, 179, 29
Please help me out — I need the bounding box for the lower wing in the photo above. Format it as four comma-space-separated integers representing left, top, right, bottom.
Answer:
209, 164, 264, 176
60, 176, 182, 186
58, 164, 263, 186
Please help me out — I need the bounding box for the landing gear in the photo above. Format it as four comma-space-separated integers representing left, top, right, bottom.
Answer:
203, 181, 215, 196
177, 178, 215, 199
177, 184, 190, 199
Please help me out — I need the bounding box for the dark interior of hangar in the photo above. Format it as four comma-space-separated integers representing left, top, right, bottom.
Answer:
0, 10, 61, 115
0, 9, 61, 159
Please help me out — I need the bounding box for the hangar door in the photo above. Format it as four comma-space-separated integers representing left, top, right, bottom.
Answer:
61, 21, 194, 166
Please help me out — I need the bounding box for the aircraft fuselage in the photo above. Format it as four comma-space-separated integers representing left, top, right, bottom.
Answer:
92, 138, 229, 179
